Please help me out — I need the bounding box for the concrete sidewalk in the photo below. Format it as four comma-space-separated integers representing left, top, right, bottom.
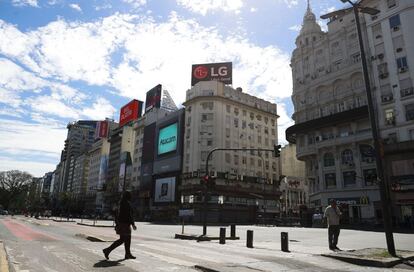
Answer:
0, 242, 9, 272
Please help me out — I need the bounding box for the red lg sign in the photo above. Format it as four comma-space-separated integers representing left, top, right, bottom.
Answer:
193, 66, 208, 79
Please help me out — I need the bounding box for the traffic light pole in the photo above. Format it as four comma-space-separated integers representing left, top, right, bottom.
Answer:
202, 147, 280, 236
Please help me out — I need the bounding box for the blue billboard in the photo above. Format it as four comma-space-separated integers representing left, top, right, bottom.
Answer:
158, 122, 178, 155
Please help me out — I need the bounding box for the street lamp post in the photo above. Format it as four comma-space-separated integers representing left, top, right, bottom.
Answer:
322, 0, 396, 256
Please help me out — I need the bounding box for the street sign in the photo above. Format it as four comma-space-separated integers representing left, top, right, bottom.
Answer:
179, 209, 194, 217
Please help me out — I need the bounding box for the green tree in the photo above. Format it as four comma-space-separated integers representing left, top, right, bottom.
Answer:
0, 170, 33, 210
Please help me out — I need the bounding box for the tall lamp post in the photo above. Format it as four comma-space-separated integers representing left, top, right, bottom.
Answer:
321, 0, 396, 256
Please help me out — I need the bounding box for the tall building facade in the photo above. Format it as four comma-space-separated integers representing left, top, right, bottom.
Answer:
60, 120, 97, 193
364, 0, 414, 226
286, 3, 380, 225
181, 81, 281, 223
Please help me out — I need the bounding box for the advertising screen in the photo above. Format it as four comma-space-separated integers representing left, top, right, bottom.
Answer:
154, 177, 176, 203
158, 122, 178, 155
119, 99, 143, 127
191, 62, 232, 86
145, 84, 162, 113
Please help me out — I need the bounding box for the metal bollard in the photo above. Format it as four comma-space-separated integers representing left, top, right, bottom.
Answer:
219, 228, 226, 244
246, 230, 253, 248
230, 224, 236, 238
281, 232, 289, 252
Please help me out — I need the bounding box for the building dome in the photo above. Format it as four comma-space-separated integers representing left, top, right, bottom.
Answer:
299, 0, 322, 36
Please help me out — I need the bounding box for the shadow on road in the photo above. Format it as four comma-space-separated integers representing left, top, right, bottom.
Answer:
93, 259, 124, 268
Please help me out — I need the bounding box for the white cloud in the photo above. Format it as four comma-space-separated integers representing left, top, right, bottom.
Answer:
0, 120, 66, 161
95, 3, 112, 10
250, 7, 257, 13
81, 97, 116, 120
177, 0, 243, 15
122, 0, 146, 9
0, 156, 57, 177
289, 24, 301, 32
282, 0, 298, 8
11, 0, 38, 7
28, 95, 80, 119
69, 3, 82, 12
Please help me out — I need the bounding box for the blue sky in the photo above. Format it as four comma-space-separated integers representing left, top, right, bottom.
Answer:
0, 0, 344, 176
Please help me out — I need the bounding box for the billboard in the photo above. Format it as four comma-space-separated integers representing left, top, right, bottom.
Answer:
97, 155, 108, 190
95, 120, 109, 139
191, 62, 232, 86
145, 84, 162, 113
119, 99, 143, 127
158, 122, 178, 155
154, 177, 176, 203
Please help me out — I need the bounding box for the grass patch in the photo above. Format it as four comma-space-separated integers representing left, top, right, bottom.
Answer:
370, 250, 393, 259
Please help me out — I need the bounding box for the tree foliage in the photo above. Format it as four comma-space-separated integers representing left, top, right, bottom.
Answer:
0, 170, 33, 210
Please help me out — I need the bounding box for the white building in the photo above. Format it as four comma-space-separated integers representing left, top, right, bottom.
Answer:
286, 2, 380, 225
181, 81, 281, 223
364, 0, 414, 225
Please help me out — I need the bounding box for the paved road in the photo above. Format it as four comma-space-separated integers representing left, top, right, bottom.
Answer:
0, 215, 413, 272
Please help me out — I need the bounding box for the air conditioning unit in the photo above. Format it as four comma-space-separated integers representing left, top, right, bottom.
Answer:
379, 72, 389, 79
382, 95, 393, 102
375, 34, 382, 39
396, 47, 403, 53
401, 88, 414, 97
315, 136, 322, 142
377, 53, 384, 59
393, 26, 400, 31
371, 56, 377, 61
348, 163, 355, 167
399, 67, 408, 73
371, 15, 378, 20
326, 69, 331, 74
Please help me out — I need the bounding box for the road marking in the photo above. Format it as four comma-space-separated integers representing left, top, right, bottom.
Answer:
1, 219, 56, 241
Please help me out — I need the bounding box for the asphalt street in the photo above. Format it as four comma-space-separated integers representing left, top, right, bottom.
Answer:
0, 215, 413, 272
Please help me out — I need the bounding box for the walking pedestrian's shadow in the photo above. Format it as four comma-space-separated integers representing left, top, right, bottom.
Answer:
93, 259, 125, 268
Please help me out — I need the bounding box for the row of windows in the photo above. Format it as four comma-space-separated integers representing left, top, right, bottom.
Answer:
225, 104, 276, 126
324, 169, 377, 189
323, 145, 375, 167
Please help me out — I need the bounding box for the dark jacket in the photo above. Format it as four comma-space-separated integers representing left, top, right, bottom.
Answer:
117, 199, 134, 225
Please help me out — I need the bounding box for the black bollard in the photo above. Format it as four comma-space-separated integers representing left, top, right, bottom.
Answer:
219, 228, 226, 244
246, 230, 253, 248
230, 224, 236, 238
281, 232, 289, 252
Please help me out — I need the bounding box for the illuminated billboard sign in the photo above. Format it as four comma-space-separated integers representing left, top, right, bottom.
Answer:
145, 84, 162, 113
154, 177, 176, 203
95, 120, 109, 139
191, 62, 232, 86
119, 99, 143, 127
158, 122, 178, 155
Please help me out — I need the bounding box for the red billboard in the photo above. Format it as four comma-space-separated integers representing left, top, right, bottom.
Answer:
95, 120, 109, 139
119, 99, 143, 127
145, 84, 162, 113
191, 62, 232, 86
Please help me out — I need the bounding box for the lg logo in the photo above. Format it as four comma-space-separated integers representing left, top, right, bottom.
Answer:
193, 65, 229, 79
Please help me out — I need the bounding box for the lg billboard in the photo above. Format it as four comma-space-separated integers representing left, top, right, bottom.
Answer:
191, 62, 232, 86
119, 99, 143, 127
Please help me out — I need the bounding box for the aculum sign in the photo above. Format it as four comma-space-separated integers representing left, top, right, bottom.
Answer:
191, 62, 232, 86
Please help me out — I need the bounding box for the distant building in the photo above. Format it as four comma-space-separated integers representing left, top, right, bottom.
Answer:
280, 144, 307, 215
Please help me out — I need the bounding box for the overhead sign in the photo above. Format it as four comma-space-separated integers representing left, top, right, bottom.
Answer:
191, 62, 232, 86
119, 99, 143, 127
145, 84, 162, 113
95, 120, 109, 139
158, 122, 178, 155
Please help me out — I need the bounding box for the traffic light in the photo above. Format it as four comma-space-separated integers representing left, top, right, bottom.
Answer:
274, 144, 282, 157
200, 175, 215, 189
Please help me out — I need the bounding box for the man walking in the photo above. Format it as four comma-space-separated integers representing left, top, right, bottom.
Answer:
324, 199, 342, 251
103, 191, 137, 260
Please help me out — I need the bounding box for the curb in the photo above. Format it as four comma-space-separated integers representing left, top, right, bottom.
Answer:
175, 234, 240, 241
321, 252, 414, 268
0, 242, 10, 272
194, 265, 220, 272
77, 223, 114, 228
75, 233, 115, 243
53, 219, 76, 223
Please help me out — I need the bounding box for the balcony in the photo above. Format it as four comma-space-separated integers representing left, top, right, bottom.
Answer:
286, 106, 368, 143
401, 87, 414, 98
